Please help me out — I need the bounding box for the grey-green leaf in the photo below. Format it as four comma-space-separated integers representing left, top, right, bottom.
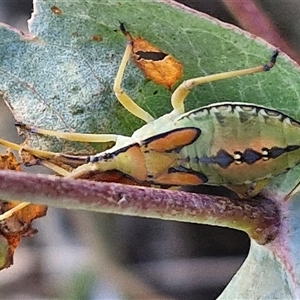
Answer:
1, 0, 300, 298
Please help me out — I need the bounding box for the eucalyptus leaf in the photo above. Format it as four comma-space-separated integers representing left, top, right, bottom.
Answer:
1, 0, 299, 153
1, 0, 300, 298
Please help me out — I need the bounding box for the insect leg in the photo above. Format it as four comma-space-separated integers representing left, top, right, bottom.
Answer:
285, 183, 300, 201
0, 150, 71, 222
0, 139, 48, 220
0, 202, 31, 221
113, 38, 155, 123
227, 179, 271, 199
40, 160, 71, 176
15, 122, 118, 143
171, 51, 278, 114
0, 138, 89, 167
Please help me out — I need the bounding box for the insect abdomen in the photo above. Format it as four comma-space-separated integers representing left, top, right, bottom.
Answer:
176, 102, 300, 185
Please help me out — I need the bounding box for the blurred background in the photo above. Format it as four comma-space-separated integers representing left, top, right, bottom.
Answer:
0, 1, 299, 299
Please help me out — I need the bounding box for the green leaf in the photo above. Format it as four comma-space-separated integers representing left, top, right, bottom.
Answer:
1, 0, 299, 153
1, 0, 300, 297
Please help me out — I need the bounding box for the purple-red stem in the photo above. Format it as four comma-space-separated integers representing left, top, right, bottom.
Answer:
0, 170, 280, 244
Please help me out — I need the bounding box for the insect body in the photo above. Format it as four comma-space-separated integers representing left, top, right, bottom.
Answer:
165, 103, 300, 189
66, 100, 300, 198
0, 35, 282, 199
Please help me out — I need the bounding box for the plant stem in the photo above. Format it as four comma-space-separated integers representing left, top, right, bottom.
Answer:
0, 170, 280, 244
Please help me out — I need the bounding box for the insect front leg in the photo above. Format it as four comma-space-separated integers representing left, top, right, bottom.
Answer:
0, 138, 90, 167
171, 51, 278, 114
113, 36, 154, 123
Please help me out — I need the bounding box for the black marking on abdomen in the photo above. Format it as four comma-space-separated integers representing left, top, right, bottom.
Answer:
214, 112, 226, 126
286, 145, 300, 152
214, 150, 235, 168
180, 102, 300, 131
199, 149, 234, 169
243, 149, 262, 164
263, 145, 300, 159
197, 144, 300, 169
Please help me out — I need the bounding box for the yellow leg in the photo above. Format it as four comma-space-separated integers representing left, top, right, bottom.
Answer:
0, 140, 77, 222
0, 139, 43, 221
0, 156, 73, 222
0, 138, 62, 159
171, 51, 278, 114
0, 138, 90, 167
0, 202, 31, 221
285, 183, 300, 201
113, 41, 154, 123
0, 27, 159, 222
40, 160, 72, 176
16, 123, 118, 143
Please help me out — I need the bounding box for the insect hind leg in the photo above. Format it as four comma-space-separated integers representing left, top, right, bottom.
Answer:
171, 50, 278, 114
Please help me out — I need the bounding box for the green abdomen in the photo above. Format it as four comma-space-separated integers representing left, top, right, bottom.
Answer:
175, 103, 300, 185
